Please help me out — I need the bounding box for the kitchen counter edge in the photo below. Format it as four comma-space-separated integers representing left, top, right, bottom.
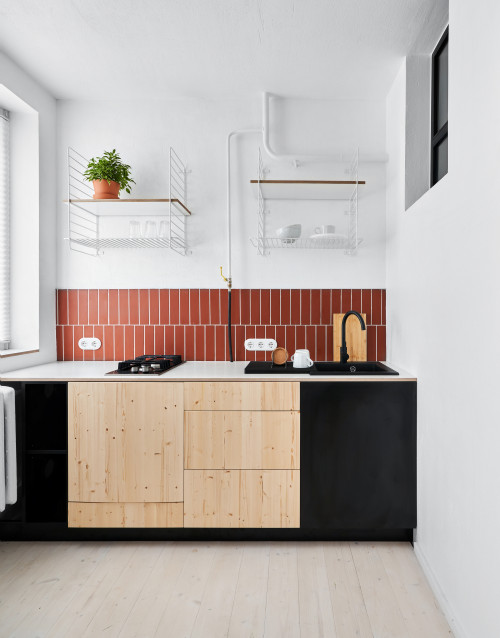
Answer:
0, 361, 416, 382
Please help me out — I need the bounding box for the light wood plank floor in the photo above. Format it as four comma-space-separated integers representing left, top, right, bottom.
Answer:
0, 541, 453, 637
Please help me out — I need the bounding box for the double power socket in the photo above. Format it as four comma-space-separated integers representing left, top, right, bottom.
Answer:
244, 338, 277, 352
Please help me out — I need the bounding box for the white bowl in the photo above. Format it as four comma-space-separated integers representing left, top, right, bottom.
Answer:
276, 224, 301, 240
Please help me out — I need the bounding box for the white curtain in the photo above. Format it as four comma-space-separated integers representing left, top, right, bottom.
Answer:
0, 109, 9, 350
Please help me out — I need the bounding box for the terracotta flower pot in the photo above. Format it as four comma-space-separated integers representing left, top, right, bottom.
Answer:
92, 179, 120, 199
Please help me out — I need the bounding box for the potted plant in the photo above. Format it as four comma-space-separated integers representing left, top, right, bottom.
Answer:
83, 149, 135, 199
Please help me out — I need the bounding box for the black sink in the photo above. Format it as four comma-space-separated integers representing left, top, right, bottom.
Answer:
309, 361, 399, 375
244, 361, 399, 375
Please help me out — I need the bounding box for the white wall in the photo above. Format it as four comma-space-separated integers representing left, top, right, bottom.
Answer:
56, 96, 387, 289
0, 53, 57, 374
386, 2, 500, 636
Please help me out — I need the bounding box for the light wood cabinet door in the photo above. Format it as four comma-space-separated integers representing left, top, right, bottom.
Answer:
184, 469, 300, 528
68, 382, 183, 503
68, 502, 183, 528
184, 411, 299, 469
183, 382, 299, 411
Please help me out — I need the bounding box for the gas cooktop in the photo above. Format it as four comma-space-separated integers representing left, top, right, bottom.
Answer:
107, 355, 183, 375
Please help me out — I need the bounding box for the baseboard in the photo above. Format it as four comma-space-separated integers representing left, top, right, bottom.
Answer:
414, 543, 468, 638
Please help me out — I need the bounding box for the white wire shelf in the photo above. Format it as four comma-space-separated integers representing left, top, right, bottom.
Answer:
70, 237, 186, 251
249, 236, 362, 250
66, 147, 190, 256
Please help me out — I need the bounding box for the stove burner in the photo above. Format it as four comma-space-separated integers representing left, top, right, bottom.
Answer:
107, 355, 183, 376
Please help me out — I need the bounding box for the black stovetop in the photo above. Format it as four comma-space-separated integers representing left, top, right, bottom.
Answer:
107, 355, 183, 375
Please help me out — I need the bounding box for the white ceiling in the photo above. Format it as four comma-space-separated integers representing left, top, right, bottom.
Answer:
0, 0, 446, 100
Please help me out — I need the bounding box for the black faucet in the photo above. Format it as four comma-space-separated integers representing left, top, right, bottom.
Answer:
340, 310, 366, 364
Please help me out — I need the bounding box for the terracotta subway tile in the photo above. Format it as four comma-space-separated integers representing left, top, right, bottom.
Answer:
63, 326, 73, 361
169, 290, 180, 324
185, 326, 195, 360
89, 290, 99, 324
250, 290, 260, 325
154, 325, 164, 355
316, 326, 326, 361
275, 325, 286, 352
270, 289, 280, 325
220, 289, 228, 326
68, 290, 78, 325
311, 290, 321, 325
351, 289, 362, 313
104, 326, 114, 361
341, 289, 352, 313
118, 290, 129, 325
98, 290, 108, 325
231, 326, 237, 361
306, 326, 316, 358
149, 289, 160, 325
260, 290, 271, 325
57, 290, 68, 325
215, 325, 226, 361
286, 325, 296, 357
175, 325, 185, 357
124, 326, 135, 359
210, 289, 220, 324
114, 325, 124, 361
361, 289, 372, 323
382, 289, 386, 324
179, 289, 190, 325
332, 289, 341, 315
199, 289, 210, 324
326, 324, 334, 360
195, 325, 205, 360
129, 290, 139, 324
94, 326, 104, 361
164, 325, 175, 354
367, 326, 377, 360
189, 289, 199, 325
280, 290, 291, 325
145, 325, 155, 354
108, 290, 119, 324
295, 325, 306, 350
239, 289, 250, 324
235, 325, 246, 361
230, 289, 240, 325
56, 326, 63, 360
377, 326, 386, 361
139, 289, 149, 324
159, 289, 169, 324
300, 290, 311, 325
320, 290, 331, 325
134, 326, 145, 357
78, 290, 89, 325
73, 326, 83, 361
205, 325, 215, 361
372, 289, 382, 325
290, 290, 301, 325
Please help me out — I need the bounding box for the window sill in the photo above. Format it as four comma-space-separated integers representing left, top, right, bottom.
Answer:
0, 348, 39, 358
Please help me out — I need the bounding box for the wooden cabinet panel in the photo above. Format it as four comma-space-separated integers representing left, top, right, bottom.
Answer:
68, 502, 183, 528
184, 470, 299, 528
184, 411, 299, 470
183, 382, 299, 411
68, 382, 183, 503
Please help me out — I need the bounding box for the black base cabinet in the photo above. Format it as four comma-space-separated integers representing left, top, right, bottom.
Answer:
300, 381, 417, 531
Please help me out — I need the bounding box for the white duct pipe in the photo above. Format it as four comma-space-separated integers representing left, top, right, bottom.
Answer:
262, 91, 388, 165
0, 109, 10, 350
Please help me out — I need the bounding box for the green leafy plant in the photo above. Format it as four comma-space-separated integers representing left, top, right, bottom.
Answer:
83, 149, 135, 194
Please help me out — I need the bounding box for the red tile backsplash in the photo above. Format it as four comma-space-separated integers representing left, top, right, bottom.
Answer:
56, 288, 387, 362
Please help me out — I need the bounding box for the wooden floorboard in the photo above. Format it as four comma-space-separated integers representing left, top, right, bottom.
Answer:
0, 541, 453, 638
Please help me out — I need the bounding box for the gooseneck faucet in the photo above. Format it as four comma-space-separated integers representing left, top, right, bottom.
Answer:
340, 311, 366, 364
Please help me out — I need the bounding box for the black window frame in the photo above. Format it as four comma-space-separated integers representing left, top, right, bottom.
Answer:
430, 26, 449, 186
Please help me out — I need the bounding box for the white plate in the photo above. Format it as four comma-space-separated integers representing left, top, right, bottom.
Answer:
309, 233, 347, 240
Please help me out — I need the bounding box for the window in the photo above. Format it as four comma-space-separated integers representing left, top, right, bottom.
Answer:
431, 27, 449, 186
0, 108, 9, 350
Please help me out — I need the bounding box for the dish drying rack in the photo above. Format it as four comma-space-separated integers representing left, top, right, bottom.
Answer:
250, 148, 362, 255
65, 147, 191, 256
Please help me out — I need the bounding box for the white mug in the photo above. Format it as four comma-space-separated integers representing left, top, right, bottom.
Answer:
314, 224, 335, 235
291, 349, 313, 368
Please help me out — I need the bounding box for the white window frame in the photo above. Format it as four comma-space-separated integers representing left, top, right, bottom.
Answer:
0, 108, 9, 351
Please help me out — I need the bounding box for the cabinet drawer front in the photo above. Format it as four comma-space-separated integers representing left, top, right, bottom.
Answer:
68, 382, 183, 503
184, 469, 299, 528
183, 382, 300, 411
184, 411, 299, 469
68, 502, 183, 528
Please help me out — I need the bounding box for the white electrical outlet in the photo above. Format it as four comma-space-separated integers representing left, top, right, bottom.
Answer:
244, 338, 277, 351
78, 337, 102, 351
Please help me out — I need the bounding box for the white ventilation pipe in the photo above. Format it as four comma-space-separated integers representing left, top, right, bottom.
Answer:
0, 108, 10, 350
262, 91, 388, 165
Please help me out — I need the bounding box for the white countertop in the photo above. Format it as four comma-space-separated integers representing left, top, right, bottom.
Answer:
0, 360, 416, 382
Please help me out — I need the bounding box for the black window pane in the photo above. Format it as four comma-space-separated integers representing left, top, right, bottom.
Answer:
436, 40, 448, 131
433, 135, 448, 183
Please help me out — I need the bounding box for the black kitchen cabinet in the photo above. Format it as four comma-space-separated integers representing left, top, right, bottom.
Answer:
300, 381, 416, 531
